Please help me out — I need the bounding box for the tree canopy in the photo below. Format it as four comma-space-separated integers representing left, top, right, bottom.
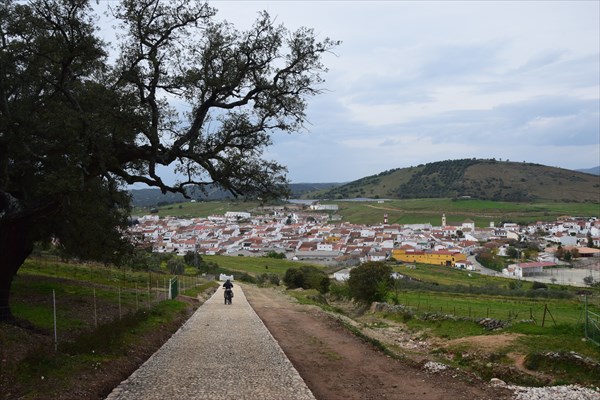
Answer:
0, 0, 338, 320
347, 262, 392, 303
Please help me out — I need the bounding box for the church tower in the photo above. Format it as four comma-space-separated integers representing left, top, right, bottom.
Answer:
384, 213, 388, 224
442, 213, 446, 227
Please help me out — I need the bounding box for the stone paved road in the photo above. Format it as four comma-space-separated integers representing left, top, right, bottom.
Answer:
105, 284, 315, 400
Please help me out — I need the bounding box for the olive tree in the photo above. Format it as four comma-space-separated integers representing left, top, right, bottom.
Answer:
0, 0, 338, 321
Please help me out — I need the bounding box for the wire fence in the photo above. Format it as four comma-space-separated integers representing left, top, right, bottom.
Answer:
11, 272, 207, 351
585, 295, 600, 346
386, 290, 599, 328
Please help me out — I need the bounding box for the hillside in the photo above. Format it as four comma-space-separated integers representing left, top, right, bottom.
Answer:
130, 182, 341, 207
311, 159, 600, 203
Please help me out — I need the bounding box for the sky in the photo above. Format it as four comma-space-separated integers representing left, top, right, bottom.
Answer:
99, 1, 600, 184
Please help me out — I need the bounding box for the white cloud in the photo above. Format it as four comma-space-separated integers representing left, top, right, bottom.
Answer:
103, 0, 599, 183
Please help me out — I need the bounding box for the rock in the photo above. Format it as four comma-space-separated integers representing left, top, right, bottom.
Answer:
490, 378, 506, 386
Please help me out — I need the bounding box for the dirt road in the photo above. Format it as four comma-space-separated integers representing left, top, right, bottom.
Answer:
244, 285, 514, 400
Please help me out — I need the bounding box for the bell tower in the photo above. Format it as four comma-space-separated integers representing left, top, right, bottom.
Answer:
442, 213, 446, 227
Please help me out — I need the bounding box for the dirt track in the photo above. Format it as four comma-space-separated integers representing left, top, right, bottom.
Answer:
244, 285, 514, 400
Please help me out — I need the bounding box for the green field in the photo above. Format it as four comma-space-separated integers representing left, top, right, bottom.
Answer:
203, 254, 326, 275
140, 198, 599, 227
133, 200, 263, 218
329, 198, 600, 226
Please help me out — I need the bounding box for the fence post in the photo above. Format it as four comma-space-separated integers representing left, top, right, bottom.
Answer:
542, 304, 547, 327
584, 294, 588, 339
53, 289, 57, 352
93, 288, 97, 328
169, 277, 179, 299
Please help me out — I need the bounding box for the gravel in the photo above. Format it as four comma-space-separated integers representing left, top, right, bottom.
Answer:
105, 284, 315, 400
490, 379, 600, 400
509, 384, 600, 400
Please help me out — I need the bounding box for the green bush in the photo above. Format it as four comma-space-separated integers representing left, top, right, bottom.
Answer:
283, 266, 329, 293
329, 282, 351, 299
256, 272, 281, 286
283, 268, 305, 289
531, 281, 548, 290
266, 251, 286, 259
347, 262, 392, 303
237, 273, 256, 284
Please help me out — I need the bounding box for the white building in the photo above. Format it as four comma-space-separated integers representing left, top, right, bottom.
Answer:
333, 268, 352, 281
502, 262, 554, 278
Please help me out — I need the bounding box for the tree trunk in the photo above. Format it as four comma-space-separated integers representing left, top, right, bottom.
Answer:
0, 215, 33, 322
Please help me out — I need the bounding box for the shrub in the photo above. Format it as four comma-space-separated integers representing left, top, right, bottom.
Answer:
237, 273, 256, 284
283, 266, 329, 293
167, 258, 185, 275
531, 281, 548, 290
283, 268, 305, 289
266, 251, 286, 259
256, 272, 281, 286
329, 282, 351, 299
347, 262, 392, 304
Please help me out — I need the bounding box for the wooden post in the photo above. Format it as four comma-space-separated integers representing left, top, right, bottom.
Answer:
542, 304, 547, 327
93, 288, 97, 328
53, 290, 58, 352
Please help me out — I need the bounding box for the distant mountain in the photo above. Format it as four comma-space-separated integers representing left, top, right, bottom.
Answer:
576, 166, 600, 176
129, 182, 341, 207
310, 159, 600, 203
129, 160, 599, 206
129, 185, 235, 208
288, 182, 342, 197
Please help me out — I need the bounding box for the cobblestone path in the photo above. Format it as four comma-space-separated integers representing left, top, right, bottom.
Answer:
105, 284, 315, 400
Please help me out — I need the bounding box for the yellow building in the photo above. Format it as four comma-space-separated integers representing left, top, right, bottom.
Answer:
392, 249, 467, 267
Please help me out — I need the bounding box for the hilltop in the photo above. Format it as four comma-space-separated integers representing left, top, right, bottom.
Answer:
309, 159, 600, 203
129, 159, 598, 207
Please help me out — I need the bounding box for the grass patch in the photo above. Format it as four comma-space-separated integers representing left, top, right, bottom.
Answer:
181, 281, 219, 297
12, 300, 192, 399
204, 254, 325, 277
404, 317, 487, 339
524, 351, 600, 386
386, 289, 588, 325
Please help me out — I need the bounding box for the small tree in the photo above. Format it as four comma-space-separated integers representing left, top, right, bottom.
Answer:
283, 268, 305, 289
555, 246, 565, 260
283, 266, 329, 293
583, 276, 595, 287
587, 232, 595, 248
184, 251, 202, 267
347, 262, 392, 304
167, 257, 185, 275
266, 251, 286, 259
506, 246, 519, 259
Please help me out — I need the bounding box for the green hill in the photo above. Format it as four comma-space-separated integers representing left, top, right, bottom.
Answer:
311, 159, 600, 203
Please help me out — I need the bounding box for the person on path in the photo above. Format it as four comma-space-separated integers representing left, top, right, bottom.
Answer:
223, 279, 234, 304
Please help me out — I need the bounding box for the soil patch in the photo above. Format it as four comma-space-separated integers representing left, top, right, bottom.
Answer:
244, 285, 514, 400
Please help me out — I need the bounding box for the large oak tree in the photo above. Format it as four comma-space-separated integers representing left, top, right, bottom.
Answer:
0, 0, 338, 321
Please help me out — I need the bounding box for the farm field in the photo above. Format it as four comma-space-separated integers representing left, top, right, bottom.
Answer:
137, 198, 599, 227
328, 198, 600, 226
202, 254, 326, 276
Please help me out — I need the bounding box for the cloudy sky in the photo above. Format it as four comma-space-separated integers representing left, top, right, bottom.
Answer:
101, 1, 600, 184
